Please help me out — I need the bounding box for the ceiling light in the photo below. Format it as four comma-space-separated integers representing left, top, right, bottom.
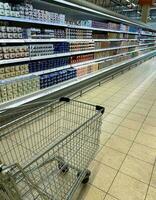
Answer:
126, 0, 130, 2
132, 3, 137, 7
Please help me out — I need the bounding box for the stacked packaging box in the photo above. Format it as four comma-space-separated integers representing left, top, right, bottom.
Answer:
70, 54, 94, 64
0, 25, 23, 39
67, 29, 92, 39
76, 67, 88, 77
26, 28, 66, 39
30, 44, 54, 57
108, 22, 120, 30
120, 24, 129, 32
0, 75, 40, 103
70, 42, 95, 52
128, 26, 138, 33
109, 41, 121, 47
0, 45, 29, 60
0, 2, 66, 24
93, 33, 107, 39
92, 21, 108, 29
77, 63, 99, 77
91, 63, 99, 72
0, 64, 29, 79
40, 68, 76, 89
29, 57, 70, 73
95, 41, 110, 49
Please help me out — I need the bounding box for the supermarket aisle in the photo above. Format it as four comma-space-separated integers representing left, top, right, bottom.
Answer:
76, 57, 156, 200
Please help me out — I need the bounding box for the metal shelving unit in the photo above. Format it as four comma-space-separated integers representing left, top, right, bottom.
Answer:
0, 16, 139, 34
1, 49, 155, 111
0, 43, 155, 66
0, 0, 156, 110
1, 44, 155, 80
0, 38, 138, 43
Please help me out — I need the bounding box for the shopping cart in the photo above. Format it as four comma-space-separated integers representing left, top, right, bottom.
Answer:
0, 97, 104, 200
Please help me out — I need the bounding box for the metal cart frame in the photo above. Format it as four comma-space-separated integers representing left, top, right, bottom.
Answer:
0, 97, 104, 200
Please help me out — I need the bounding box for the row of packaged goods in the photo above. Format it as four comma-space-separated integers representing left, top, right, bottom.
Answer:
0, 45, 141, 80
0, 24, 141, 40
0, 68, 76, 103
0, 40, 141, 60
141, 30, 156, 36
0, 43, 68, 59
141, 36, 156, 40
0, 76, 40, 102
94, 46, 137, 59
0, 25, 93, 40
0, 55, 94, 79
93, 32, 138, 39
95, 41, 139, 49
28, 28, 93, 40
91, 21, 134, 32
141, 41, 156, 45
0, 1, 150, 34
0, 1, 65, 24
0, 45, 139, 80
0, 50, 143, 103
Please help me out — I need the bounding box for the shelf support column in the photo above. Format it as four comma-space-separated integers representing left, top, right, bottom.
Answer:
141, 4, 150, 23
139, 0, 154, 23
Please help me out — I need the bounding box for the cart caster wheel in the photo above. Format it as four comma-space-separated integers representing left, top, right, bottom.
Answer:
82, 170, 91, 184
82, 177, 89, 184
77, 170, 91, 184
58, 161, 69, 173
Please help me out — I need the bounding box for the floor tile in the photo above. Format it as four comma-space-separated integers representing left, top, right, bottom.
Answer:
135, 103, 152, 110
104, 194, 118, 200
140, 124, 156, 136
120, 119, 142, 131
133, 105, 150, 111
132, 107, 149, 116
103, 105, 116, 113
126, 112, 146, 122
104, 114, 123, 125
146, 186, 156, 200
77, 185, 106, 200
129, 142, 156, 164
101, 121, 118, 134
106, 135, 132, 153
109, 172, 148, 200
114, 126, 138, 141
138, 100, 153, 106
117, 103, 134, 110
111, 108, 129, 117
148, 111, 156, 118
145, 117, 156, 127
120, 155, 153, 184
100, 132, 111, 145
89, 160, 117, 192
151, 166, 156, 188
135, 132, 156, 149
104, 100, 119, 107
95, 146, 126, 170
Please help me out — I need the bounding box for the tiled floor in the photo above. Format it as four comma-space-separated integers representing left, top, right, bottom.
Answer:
75, 57, 156, 200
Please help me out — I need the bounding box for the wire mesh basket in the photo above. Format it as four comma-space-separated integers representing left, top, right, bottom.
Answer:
0, 97, 104, 200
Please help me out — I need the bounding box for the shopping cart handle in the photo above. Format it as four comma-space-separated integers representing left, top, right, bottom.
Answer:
96, 105, 105, 114
60, 97, 105, 114
60, 97, 70, 102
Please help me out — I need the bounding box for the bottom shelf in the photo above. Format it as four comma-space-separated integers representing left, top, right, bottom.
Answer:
0, 49, 156, 111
